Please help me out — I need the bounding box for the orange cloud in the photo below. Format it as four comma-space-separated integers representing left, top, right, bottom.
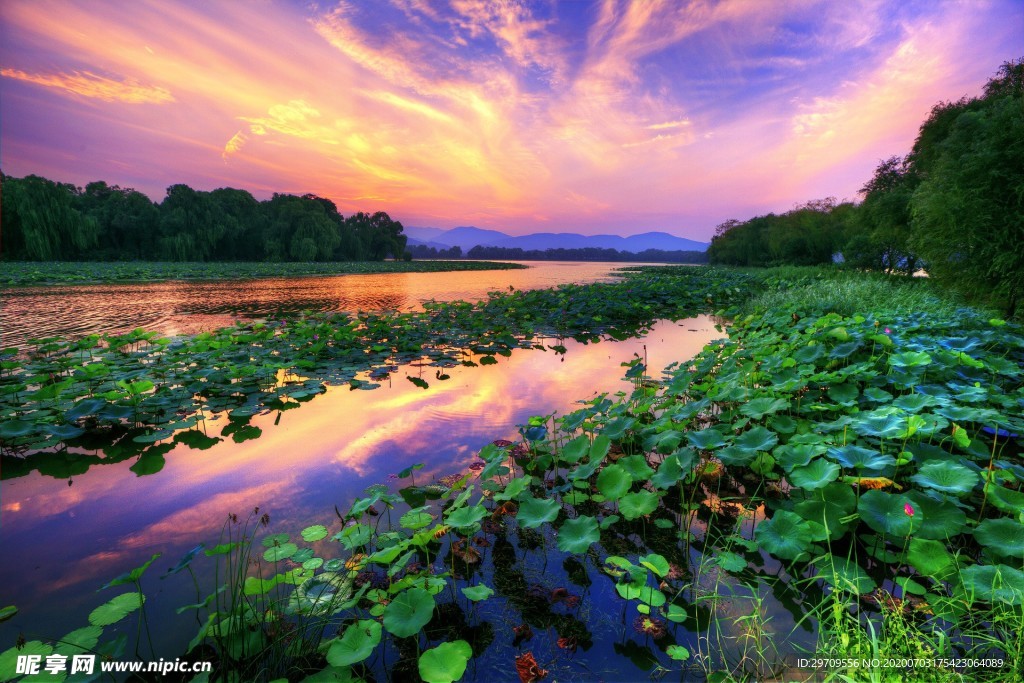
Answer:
0, 67, 173, 103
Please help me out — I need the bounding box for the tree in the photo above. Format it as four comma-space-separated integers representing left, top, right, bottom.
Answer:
910, 92, 1024, 315
1, 175, 97, 260
849, 156, 920, 275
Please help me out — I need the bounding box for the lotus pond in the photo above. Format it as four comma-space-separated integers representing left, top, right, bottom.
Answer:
1, 265, 1023, 682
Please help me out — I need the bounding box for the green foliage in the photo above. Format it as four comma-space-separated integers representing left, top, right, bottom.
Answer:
0, 173, 410, 263
909, 75, 1024, 315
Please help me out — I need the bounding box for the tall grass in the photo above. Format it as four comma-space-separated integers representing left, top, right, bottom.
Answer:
736, 267, 984, 319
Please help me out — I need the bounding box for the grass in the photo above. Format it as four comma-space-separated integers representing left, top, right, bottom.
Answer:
737, 266, 986, 319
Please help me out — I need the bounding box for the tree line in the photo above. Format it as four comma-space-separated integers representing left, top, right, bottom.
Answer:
0, 177, 408, 262
708, 58, 1023, 315
407, 243, 707, 263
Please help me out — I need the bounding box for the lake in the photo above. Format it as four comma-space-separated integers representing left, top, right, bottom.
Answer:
0, 262, 628, 352
0, 262, 810, 681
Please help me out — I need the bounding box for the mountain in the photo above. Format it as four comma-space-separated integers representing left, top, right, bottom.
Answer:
405, 226, 708, 252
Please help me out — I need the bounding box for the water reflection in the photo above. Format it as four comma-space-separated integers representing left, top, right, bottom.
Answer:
0, 317, 719, 661
0, 262, 634, 350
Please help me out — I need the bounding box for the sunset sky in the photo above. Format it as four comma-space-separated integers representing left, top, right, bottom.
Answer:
1, 0, 1020, 240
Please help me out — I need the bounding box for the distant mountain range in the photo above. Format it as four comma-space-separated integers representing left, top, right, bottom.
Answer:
404, 226, 708, 252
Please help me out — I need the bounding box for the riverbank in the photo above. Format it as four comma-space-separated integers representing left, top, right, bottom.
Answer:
0, 260, 527, 287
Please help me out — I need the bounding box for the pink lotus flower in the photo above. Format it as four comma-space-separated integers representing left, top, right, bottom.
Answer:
885, 328, 891, 334
904, 503, 915, 517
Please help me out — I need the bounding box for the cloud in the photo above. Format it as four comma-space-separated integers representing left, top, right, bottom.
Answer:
0, 67, 174, 104
222, 130, 248, 160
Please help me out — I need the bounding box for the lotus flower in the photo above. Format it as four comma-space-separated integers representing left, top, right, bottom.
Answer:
904, 503, 915, 517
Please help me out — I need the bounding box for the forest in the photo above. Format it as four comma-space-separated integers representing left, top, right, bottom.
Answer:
0, 179, 408, 263
708, 58, 1023, 315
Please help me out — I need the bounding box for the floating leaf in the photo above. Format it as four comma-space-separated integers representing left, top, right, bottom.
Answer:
754, 511, 813, 561
419, 640, 472, 683
264, 543, 298, 562
461, 585, 494, 602
516, 496, 560, 528
789, 459, 840, 490
556, 516, 600, 553
619, 490, 660, 520
327, 619, 381, 667
910, 461, 979, 496
89, 592, 144, 626
446, 504, 487, 530
383, 587, 435, 638
857, 491, 921, 537
596, 464, 633, 501
974, 518, 1024, 558
301, 525, 329, 542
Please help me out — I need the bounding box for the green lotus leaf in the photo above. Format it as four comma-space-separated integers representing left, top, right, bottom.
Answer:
910, 461, 979, 496
557, 516, 600, 553
262, 533, 290, 548
89, 592, 145, 626
327, 619, 382, 667
400, 507, 434, 531
264, 542, 298, 562
650, 452, 687, 489
516, 496, 561, 528
716, 551, 747, 572
792, 343, 825, 364
889, 351, 932, 368
687, 427, 727, 450
857, 490, 922, 537
907, 538, 955, 580
852, 412, 907, 439
983, 482, 1024, 514
0, 606, 16, 623
789, 459, 840, 490
717, 445, 756, 466
493, 476, 530, 501
666, 645, 691, 661
291, 548, 315, 564
561, 435, 590, 463
0, 641, 53, 680
775, 443, 825, 472
383, 587, 435, 638
754, 511, 813, 561
446, 504, 486, 530
461, 585, 494, 602
905, 491, 967, 540
0, 420, 35, 439
419, 640, 472, 683
53, 625, 103, 656
618, 454, 654, 480
289, 573, 353, 616
827, 383, 859, 404
301, 525, 329, 542
815, 555, 876, 594
590, 435, 611, 460
793, 483, 856, 542
740, 397, 790, 420
734, 426, 778, 453
893, 393, 939, 412
619, 490, 660, 520
959, 564, 1024, 605
568, 461, 599, 481
974, 518, 1024, 558
639, 553, 670, 577
828, 445, 895, 472
596, 464, 633, 501
336, 524, 372, 550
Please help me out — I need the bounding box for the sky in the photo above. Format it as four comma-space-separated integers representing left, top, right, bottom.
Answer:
1, 0, 1021, 240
